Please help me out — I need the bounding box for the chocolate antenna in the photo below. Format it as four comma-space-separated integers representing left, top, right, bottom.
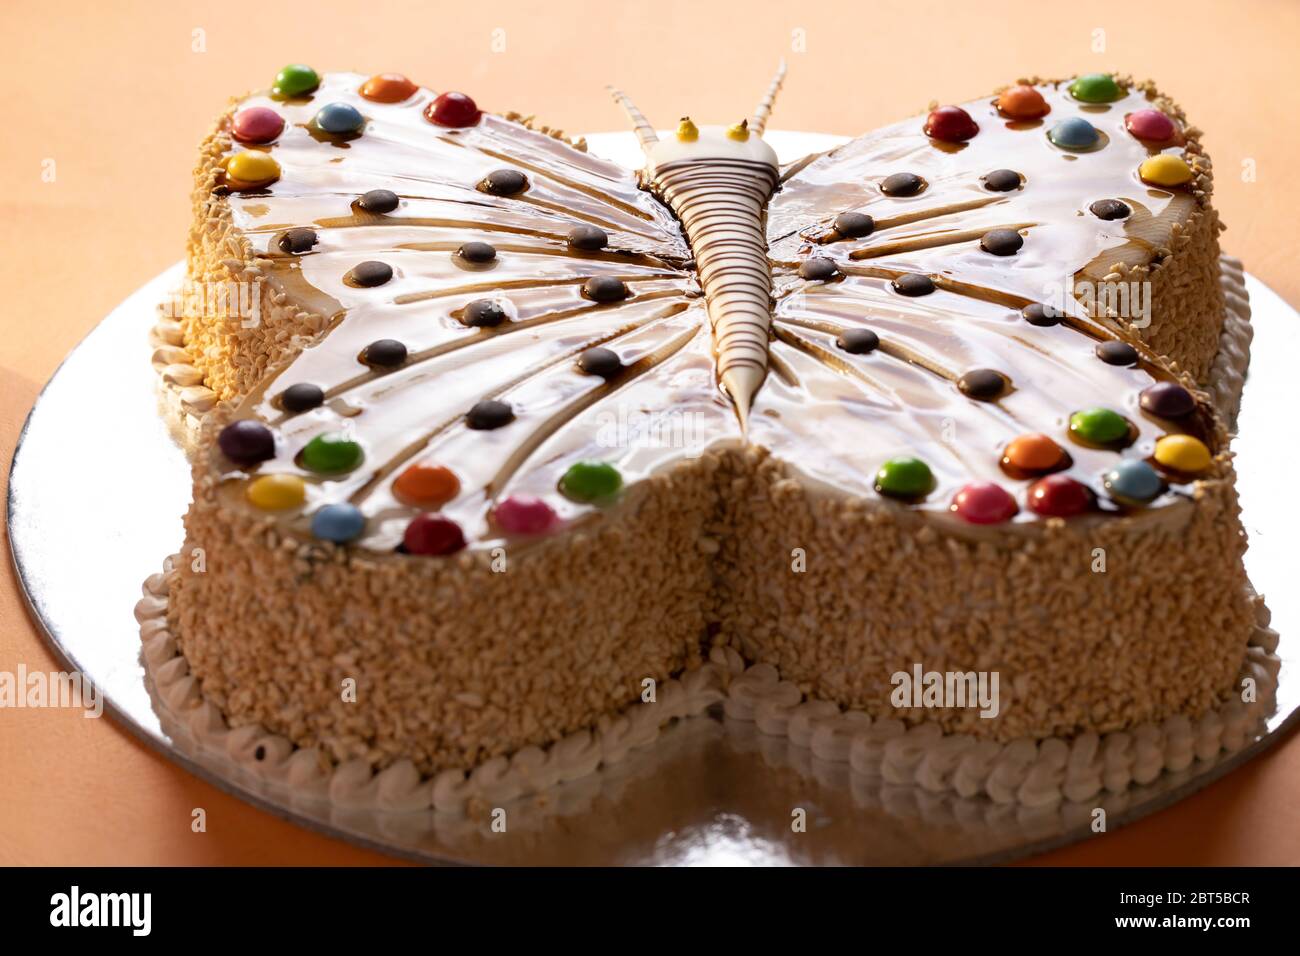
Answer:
607, 85, 659, 151
749, 59, 787, 136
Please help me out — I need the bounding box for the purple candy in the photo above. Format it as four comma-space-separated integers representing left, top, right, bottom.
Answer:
218, 420, 275, 466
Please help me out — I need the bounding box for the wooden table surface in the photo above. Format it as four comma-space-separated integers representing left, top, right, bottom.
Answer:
2, 0, 1297, 865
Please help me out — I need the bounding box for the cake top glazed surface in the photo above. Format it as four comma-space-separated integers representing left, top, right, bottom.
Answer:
206, 66, 1221, 554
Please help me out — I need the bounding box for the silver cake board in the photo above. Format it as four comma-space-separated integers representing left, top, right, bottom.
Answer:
8, 132, 1299, 865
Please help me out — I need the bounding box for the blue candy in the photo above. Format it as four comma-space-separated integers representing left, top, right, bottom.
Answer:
1104, 459, 1164, 504
1048, 117, 1100, 151
311, 502, 366, 542
315, 102, 365, 135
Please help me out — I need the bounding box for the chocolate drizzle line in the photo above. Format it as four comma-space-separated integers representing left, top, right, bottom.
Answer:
348, 301, 693, 505
292, 288, 692, 419
847, 223, 1036, 260
483, 324, 702, 497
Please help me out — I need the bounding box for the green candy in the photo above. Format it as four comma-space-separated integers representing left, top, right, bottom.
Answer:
874, 456, 934, 499
559, 461, 622, 502
275, 63, 320, 97
301, 433, 363, 474
1068, 73, 1123, 104
1070, 407, 1130, 445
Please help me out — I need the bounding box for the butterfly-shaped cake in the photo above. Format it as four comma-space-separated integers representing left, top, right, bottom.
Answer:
143, 64, 1273, 809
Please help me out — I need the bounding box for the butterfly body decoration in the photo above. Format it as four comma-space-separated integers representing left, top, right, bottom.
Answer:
210, 67, 1222, 553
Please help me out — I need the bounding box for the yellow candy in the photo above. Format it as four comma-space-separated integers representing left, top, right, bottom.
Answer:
1139, 154, 1192, 187
246, 473, 306, 510
726, 119, 750, 142
1154, 434, 1211, 473
226, 150, 281, 187
676, 117, 699, 142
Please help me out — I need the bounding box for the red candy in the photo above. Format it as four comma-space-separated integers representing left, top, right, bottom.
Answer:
232, 107, 285, 144
495, 495, 559, 535
924, 106, 979, 143
950, 482, 1019, 524
425, 91, 481, 128
403, 513, 466, 555
1125, 109, 1177, 143
1027, 474, 1093, 518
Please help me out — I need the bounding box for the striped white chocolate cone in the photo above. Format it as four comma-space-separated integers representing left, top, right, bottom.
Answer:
646, 129, 779, 426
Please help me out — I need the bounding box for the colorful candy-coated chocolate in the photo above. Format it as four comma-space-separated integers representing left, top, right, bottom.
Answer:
314, 102, 365, 135
1104, 459, 1164, 505
218, 419, 275, 466
392, 463, 460, 508
1139, 154, 1193, 187
874, 456, 934, 499
996, 85, 1049, 120
403, 513, 466, 556
232, 107, 284, 144
1154, 434, 1212, 473
495, 495, 559, 535
246, 473, 305, 511
1139, 382, 1196, 419
1068, 73, 1123, 103
1125, 108, 1177, 143
274, 64, 320, 97
1002, 433, 1065, 473
1027, 474, 1093, 517
1069, 407, 1130, 445
226, 151, 281, 188
311, 502, 366, 543
950, 482, 1018, 524
300, 433, 363, 474
923, 106, 978, 143
425, 91, 481, 127
559, 461, 623, 502
280, 382, 324, 413
1047, 117, 1100, 151
360, 73, 418, 103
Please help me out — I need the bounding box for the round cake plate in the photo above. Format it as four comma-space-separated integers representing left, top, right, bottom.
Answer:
8, 131, 1299, 865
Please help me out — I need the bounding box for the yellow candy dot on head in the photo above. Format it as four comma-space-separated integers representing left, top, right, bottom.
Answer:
676, 117, 698, 142
227, 150, 281, 187
1139, 153, 1192, 187
1154, 434, 1211, 473
246, 473, 306, 510
726, 119, 750, 142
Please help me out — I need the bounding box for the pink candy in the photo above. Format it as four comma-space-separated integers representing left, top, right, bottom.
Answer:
495, 495, 559, 535
1125, 109, 1177, 143
232, 107, 285, 144
950, 481, 1018, 524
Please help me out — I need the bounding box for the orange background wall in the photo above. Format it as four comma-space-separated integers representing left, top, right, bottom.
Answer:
1, 0, 1297, 864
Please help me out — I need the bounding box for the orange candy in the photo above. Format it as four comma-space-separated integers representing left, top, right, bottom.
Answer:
1003, 433, 1065, 472
393, 463, 459, 508
996, 85, 1050, 120
360, 73, 418, 103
